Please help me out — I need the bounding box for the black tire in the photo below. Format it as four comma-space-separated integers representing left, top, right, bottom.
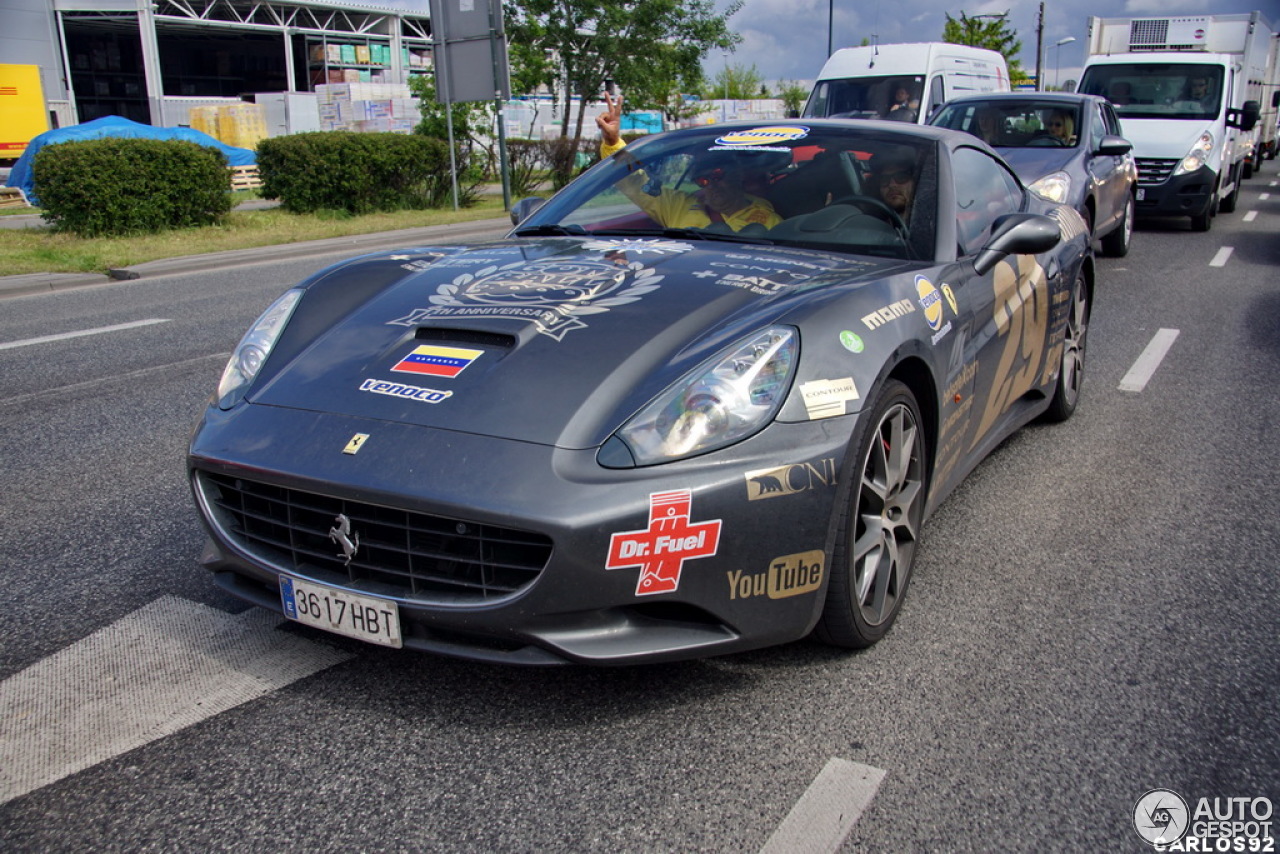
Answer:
815, 380, 926, 649
1190, 201, 1213, 232
1219, 165, 1240, 213
1100, 193, 1133, 257
1043, 270, 1089, 423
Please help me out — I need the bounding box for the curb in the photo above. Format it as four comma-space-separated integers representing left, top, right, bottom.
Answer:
0, 216, 513, 300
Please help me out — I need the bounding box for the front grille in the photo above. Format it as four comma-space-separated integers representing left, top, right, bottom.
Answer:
1135, 158, 1178, 186
197, 471, 552, 602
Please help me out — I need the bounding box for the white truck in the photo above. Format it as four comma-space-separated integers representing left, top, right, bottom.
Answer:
1076, 12, 1275, 232
802, 43, 1010, 125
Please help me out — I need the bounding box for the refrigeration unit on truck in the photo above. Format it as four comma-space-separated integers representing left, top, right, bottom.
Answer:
1077, 12, 1273, 232
803, 42, 1010, 125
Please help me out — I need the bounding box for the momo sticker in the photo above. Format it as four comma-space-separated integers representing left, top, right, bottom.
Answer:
387, 260, 662, 341
715, 126, 810, 147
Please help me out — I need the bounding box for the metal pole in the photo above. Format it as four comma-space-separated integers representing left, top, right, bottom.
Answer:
828, 0, 834, 57
488, 0, 510, 210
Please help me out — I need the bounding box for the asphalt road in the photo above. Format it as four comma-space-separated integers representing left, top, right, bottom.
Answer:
1, 177, 1277, 852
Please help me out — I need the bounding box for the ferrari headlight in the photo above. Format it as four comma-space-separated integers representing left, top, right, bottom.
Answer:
1173, 132, 1215, 176
616, 326, 797, 465
216, 288, 302, 408
1027, 171, 1071, 204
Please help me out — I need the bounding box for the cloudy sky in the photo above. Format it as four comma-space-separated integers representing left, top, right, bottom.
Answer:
706, 0, 1279, 86
354, 0, 1278, 88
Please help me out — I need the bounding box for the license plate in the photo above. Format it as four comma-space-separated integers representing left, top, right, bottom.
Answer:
1136, 188, 1145, 201
280, 575, 402, 648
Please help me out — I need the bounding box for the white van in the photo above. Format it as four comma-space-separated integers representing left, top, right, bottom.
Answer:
803, 43, 1011, 124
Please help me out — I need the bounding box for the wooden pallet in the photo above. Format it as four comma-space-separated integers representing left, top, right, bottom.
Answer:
230, 165, 263, 191
0, 186, 30, 208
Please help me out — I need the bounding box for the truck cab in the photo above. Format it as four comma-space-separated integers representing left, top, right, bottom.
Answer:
803, 43, 1010, 125
1077, 13, 1272, 232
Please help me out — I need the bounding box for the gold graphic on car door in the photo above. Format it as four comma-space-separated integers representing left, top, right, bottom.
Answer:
970, 254, 1048, 449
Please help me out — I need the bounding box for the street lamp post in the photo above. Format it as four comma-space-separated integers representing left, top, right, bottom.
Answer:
1052, 36, 1076, 90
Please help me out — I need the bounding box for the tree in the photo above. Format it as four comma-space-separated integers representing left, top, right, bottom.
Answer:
775, 79, 809, 116
942, 11, 1030, 85
710, 63, 764, 100
505, 0, 741, 142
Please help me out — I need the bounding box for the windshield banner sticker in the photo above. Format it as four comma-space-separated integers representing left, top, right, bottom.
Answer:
387, 260, 663, 341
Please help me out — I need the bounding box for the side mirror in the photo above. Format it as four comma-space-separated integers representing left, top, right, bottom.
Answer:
1096, 134, 1133, 156
1227, 100, 1260, 132
1272, 91, 1280, 109
973, 213, 1061, 276
510, 197, 545, 227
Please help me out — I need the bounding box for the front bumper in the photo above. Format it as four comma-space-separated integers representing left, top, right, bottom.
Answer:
1134, 163, 1216, 218
189, 401, 853, 665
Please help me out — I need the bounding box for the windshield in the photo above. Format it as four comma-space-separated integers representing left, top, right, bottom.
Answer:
802, 75, 925, 123
931, 100, 1082, 148
1078, 64, 1223, 120
514, 124, 938, 261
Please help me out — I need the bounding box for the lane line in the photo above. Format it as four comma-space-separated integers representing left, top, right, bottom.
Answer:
1244, 211, 1258, 222
1209, 247, 1234, 267
760, 758, 887, 854
1119, 329, 1180, 393
0, 318, 170, 351
0, 352, 228, 409
0, 596, 353, 804
1261, 193, 1271, 201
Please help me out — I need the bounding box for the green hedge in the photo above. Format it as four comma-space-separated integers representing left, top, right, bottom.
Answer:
34, 138, 233, 237
257, 132, 451, 214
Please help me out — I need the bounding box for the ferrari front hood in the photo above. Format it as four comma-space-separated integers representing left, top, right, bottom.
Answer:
249, 237, 894, 449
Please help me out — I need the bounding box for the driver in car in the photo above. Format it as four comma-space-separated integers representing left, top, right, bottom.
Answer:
595, 92, 782, 231
868, 150, 916, 225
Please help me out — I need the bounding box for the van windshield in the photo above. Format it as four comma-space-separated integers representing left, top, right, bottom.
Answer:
1078, 64, 1223, 120
803, 76, 924, 123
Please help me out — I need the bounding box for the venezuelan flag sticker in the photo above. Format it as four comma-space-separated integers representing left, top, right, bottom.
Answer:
392, 344, 483, 378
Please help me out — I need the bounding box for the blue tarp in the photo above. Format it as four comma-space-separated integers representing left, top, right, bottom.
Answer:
6, 115, 257, 206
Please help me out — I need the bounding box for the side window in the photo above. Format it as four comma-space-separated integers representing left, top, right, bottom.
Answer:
928, 76, 946, 119
1090, 104, 1106, 151
953, 147, 1023, 255
1103, 104, 1123, 137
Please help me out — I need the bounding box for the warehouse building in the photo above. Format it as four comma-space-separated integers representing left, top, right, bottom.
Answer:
2, 0, 433, 133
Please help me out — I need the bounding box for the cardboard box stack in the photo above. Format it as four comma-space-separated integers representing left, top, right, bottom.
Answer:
188, 103, 268, 149
315, 83, 419, 134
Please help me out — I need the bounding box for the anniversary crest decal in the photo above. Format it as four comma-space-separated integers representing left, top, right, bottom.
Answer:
387, 259, 663, 341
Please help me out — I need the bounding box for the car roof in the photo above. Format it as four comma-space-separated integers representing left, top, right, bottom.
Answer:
656, 117, 977, 148
939, 92, 1110, 107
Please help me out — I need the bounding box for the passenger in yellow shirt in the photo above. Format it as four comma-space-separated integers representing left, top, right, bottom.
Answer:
595, 92, 782, 232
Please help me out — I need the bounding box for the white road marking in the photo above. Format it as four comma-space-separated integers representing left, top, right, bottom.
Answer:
759, 758, 887, 854
1119, 329, 1180, 393
0, 596, 353, 804
1209, 247, 1234, 267
0, 352, 228, 409
0, 318, 170, 351
1261, 193, 1272, 201
1243, 211, 1258, 222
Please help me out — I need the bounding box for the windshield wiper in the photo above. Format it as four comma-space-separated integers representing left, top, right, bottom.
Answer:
595, 227, 775, 245
512, 223, 588, 237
